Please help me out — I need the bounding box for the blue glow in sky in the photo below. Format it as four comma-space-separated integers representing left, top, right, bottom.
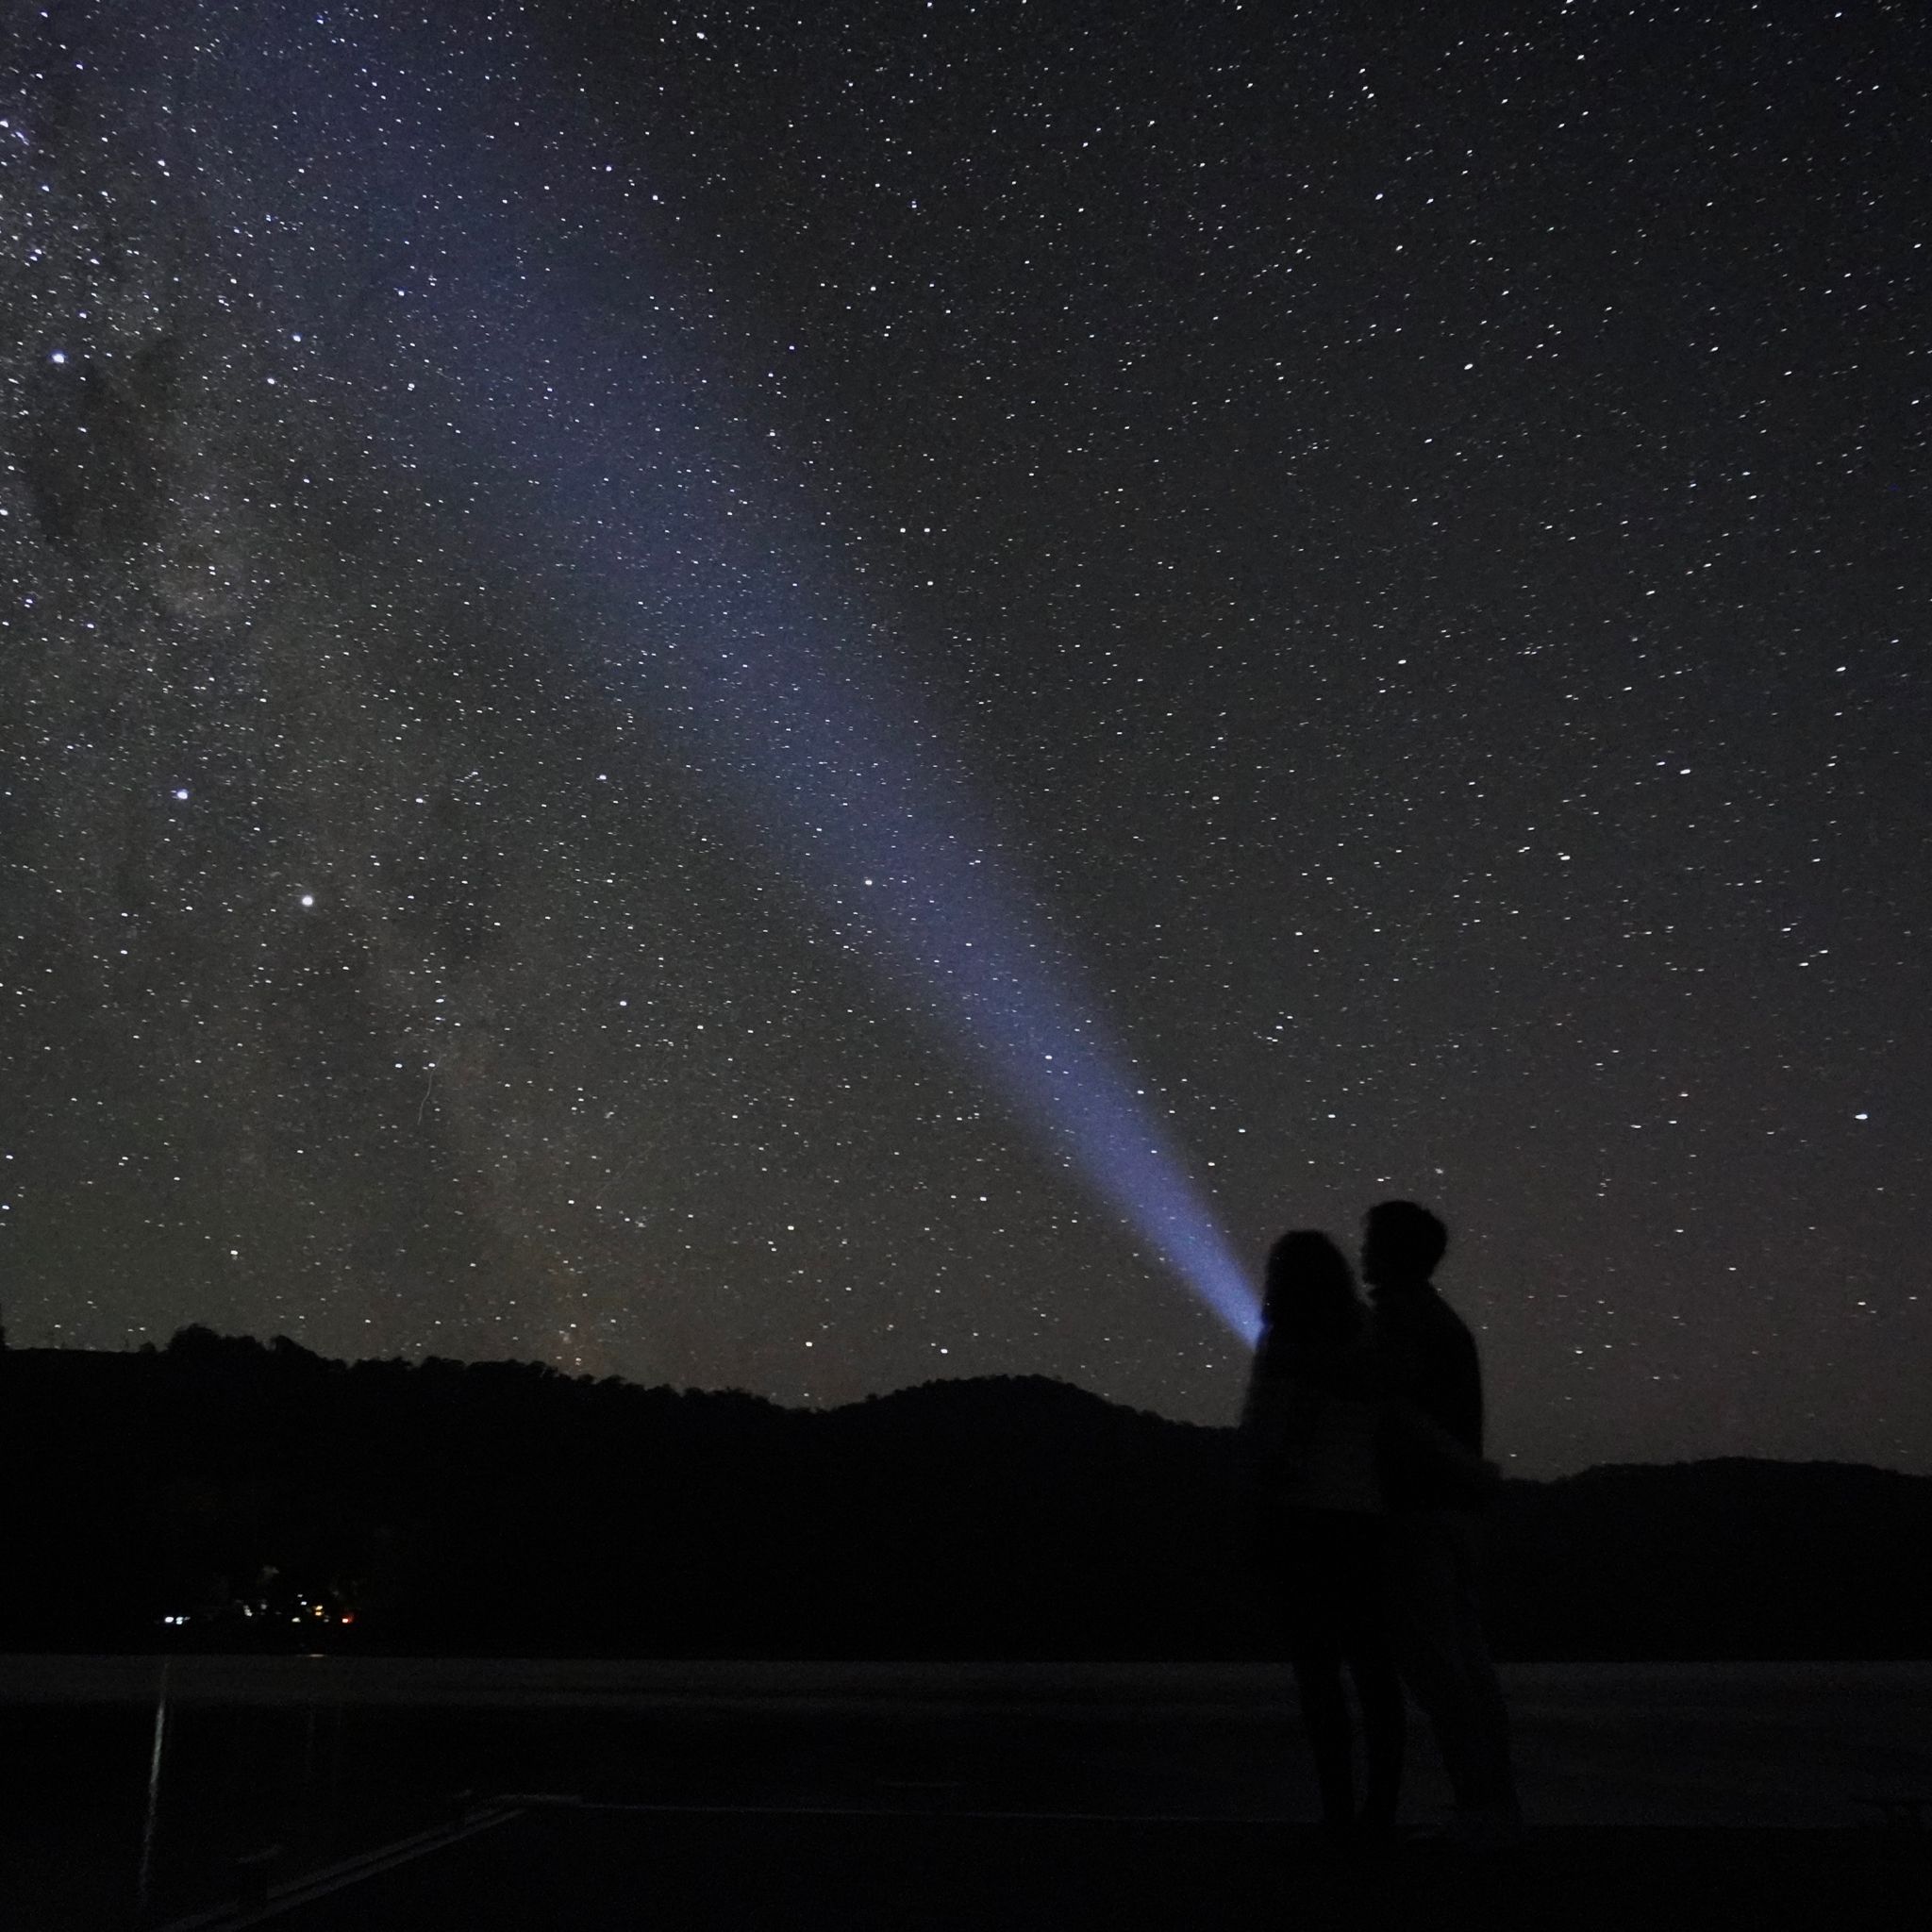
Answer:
203, 4, 1260, 1343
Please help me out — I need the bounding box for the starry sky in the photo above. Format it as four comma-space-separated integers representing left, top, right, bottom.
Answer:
3, 0, 1926, 1476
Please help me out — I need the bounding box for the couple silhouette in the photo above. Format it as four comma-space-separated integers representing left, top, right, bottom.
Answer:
1238, 1200, 1522, 1850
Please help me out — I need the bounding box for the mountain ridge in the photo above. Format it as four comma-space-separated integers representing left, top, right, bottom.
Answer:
3, 1333, 1924, 1659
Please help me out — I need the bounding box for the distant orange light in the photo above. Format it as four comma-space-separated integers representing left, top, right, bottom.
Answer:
341, 1611, 356, 1624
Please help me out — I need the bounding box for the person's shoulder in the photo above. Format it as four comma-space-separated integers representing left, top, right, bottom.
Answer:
1302, 1341, 1387, 1400
1421, 1283, 1474, 1331
1398, 1287, 1476, 1363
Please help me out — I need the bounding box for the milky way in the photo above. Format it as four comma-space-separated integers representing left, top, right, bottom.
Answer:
3, 1, 1925, 1474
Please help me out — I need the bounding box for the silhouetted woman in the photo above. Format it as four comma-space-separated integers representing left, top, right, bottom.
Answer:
1238, 1230, 1404, 1841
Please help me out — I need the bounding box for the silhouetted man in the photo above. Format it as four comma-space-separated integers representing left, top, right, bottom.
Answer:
1361, 1200, 1522, 1847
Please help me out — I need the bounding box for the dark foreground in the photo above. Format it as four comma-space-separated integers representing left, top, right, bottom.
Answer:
159, 1807, 1932, 1932
3, 1659, 1928, 1928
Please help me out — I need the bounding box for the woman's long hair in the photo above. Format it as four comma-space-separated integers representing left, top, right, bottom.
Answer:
1249, 1229, 1365, 1389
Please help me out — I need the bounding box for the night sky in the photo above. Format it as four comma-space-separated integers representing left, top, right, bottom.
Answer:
4, 1, 1925, 1476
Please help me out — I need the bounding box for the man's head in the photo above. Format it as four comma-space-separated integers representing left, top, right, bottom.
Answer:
1360, 1199, 1448, 1291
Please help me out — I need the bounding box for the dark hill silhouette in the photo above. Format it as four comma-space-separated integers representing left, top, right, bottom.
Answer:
793, 1376, 1236, 1657
1487, 1457, 1932, 1661
1, 1333, 1925, 1658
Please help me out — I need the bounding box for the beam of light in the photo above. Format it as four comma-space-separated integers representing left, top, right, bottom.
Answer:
183, 4, 1261, 1344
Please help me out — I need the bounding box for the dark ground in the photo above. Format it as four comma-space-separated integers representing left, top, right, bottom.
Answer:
2, 1661, 1928, 1928
184, 1806, 1932, 1932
